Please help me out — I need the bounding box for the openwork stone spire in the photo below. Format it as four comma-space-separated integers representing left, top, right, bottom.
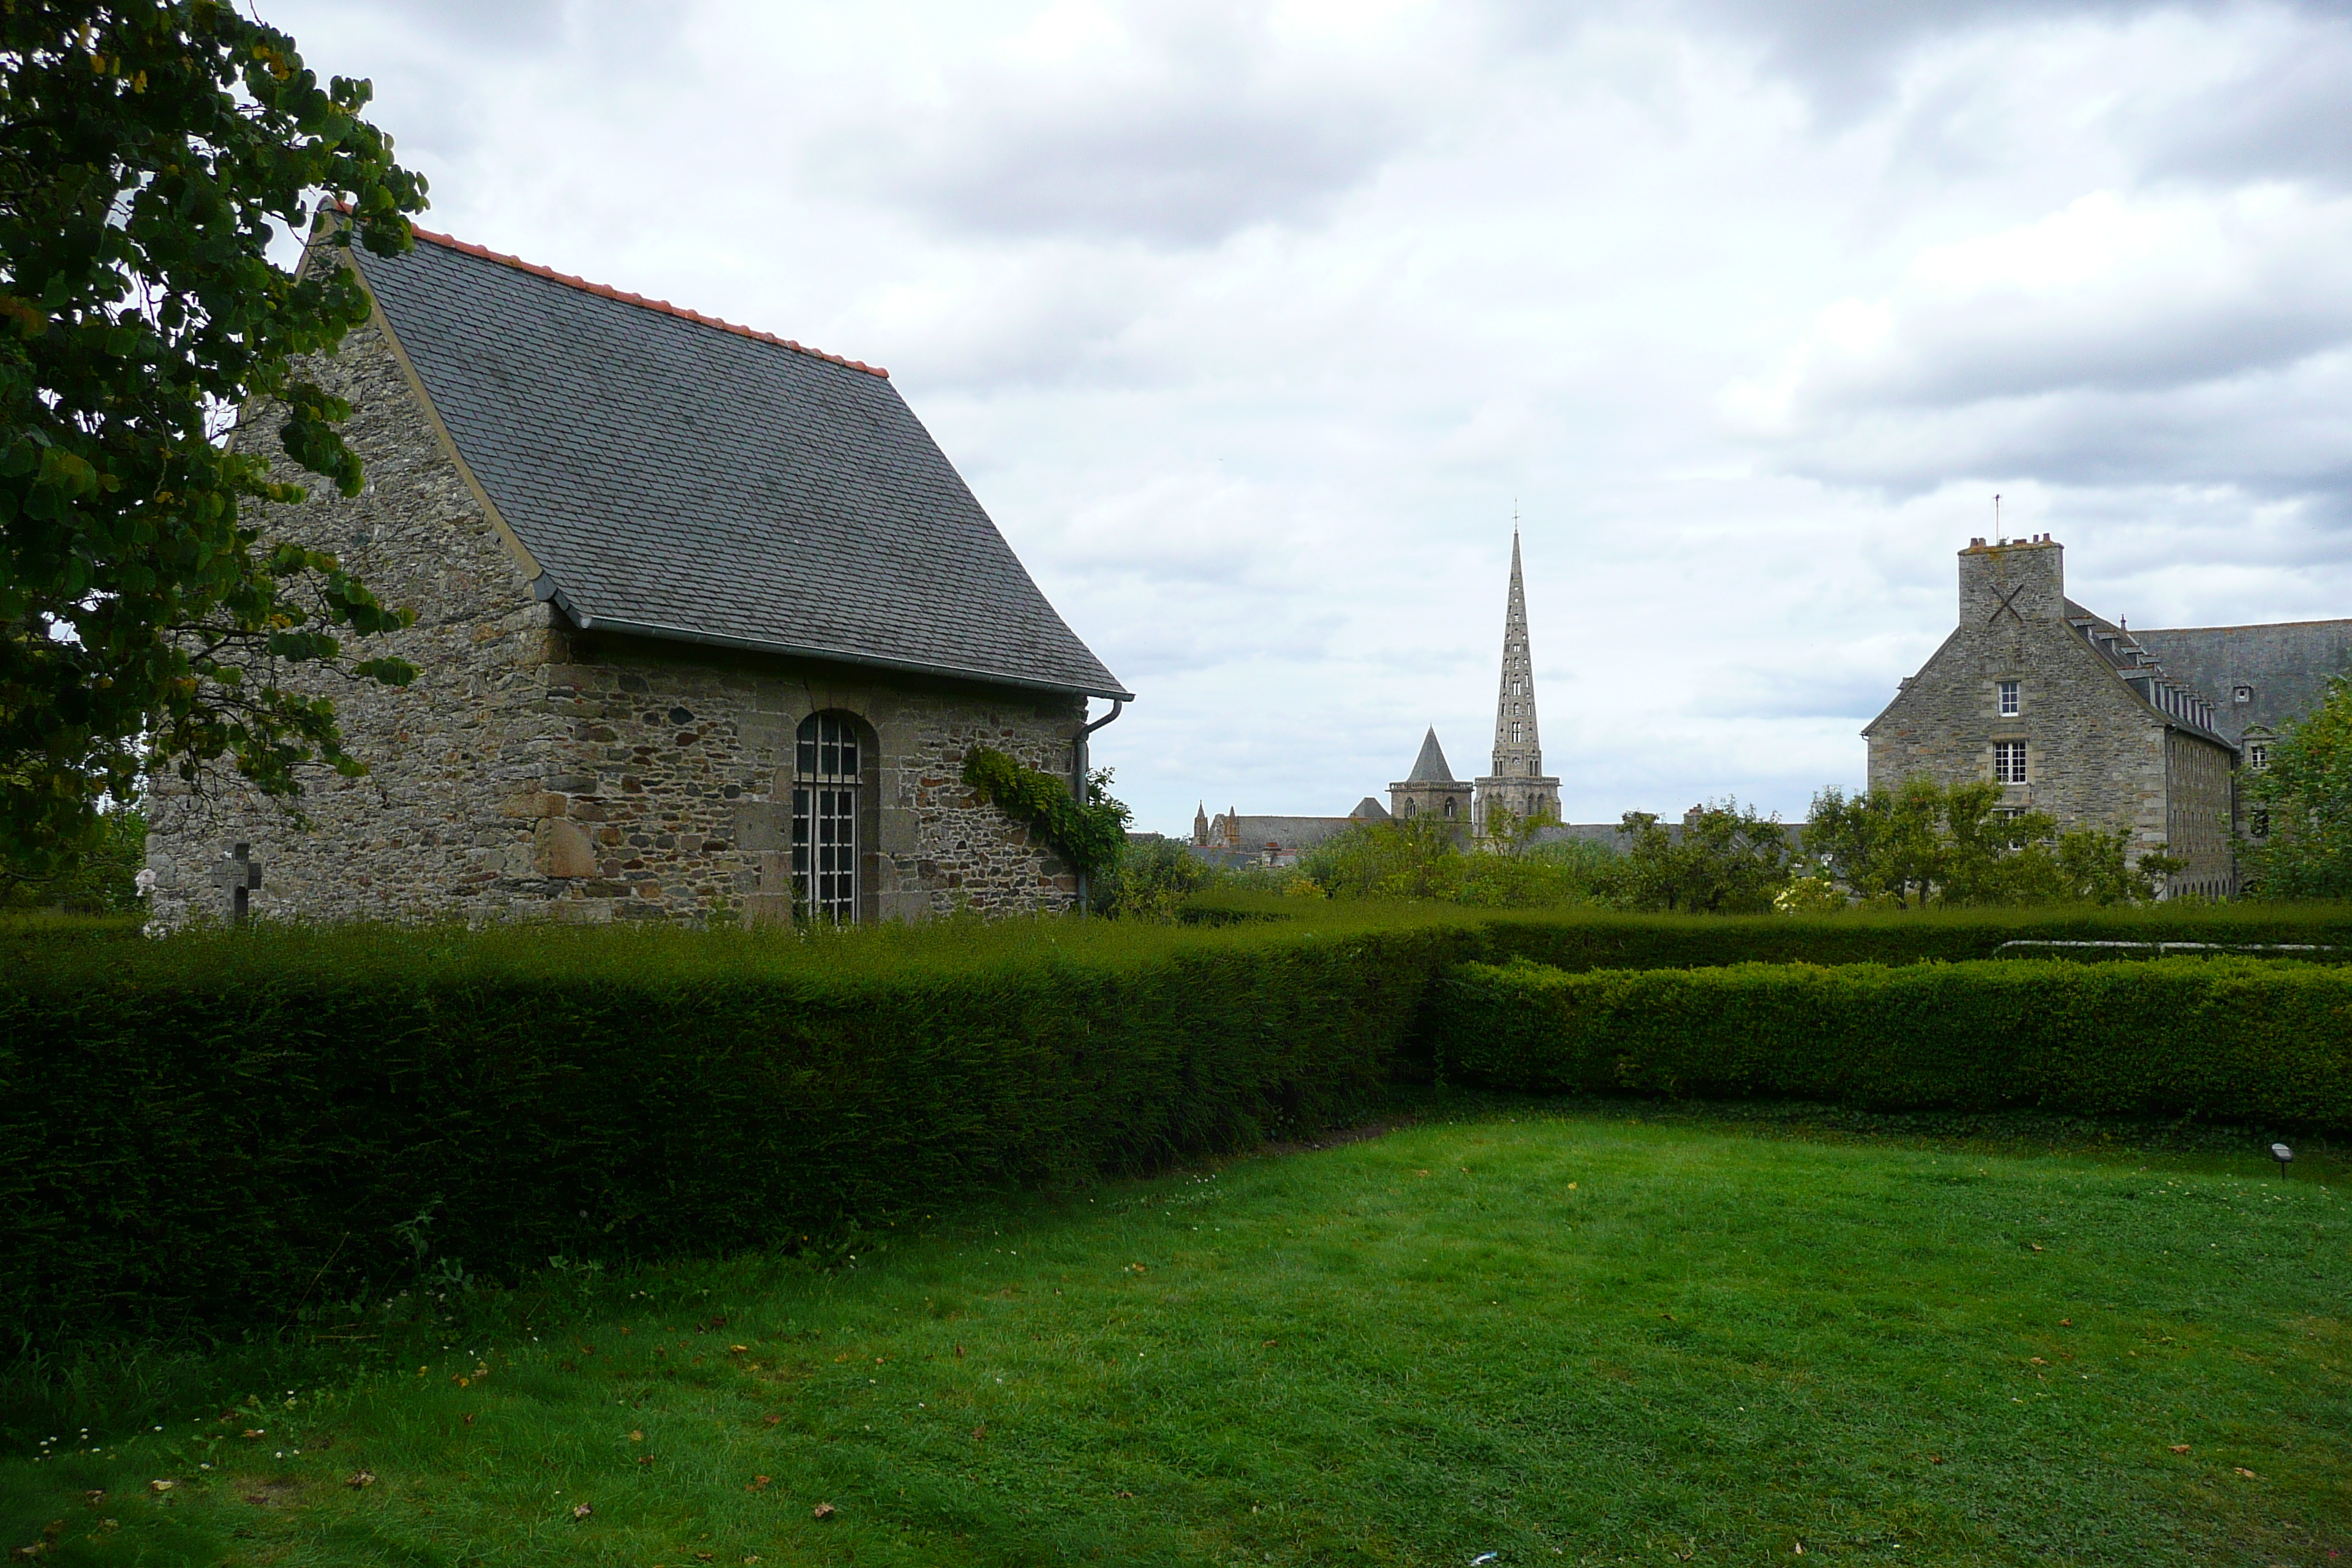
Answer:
1490, 530, 1542, 778
1472, 526, 1561, 838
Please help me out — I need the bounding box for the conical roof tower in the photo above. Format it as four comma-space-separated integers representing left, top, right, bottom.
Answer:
1473, 524, 1562, 838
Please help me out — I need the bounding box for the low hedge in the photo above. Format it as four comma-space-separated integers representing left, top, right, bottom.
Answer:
1188, 892, 2352, 971
0, 915, 1462, 1352
1431, 956, 2352, 1128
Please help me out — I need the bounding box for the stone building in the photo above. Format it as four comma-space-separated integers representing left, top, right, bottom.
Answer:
1389, 729, 1476, 837
1863, 535, 2352, 897
1188, 798, 1390, 868
145, 222, 1129, 928
1472, 529, 1562, 837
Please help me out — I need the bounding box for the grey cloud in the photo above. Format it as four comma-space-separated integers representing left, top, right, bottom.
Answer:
815, 12, 1414, 246
2133, 25, 2352, 186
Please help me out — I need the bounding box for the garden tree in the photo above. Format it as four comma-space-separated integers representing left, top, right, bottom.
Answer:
1809, 780, 2182, 906
1610, 800, 1793, 913
0, 796, 140, 908
1478, 799, 1556, 858
1101, 834, 1214, 921
2242, 673, 2352, 899
0, 1, 427, 878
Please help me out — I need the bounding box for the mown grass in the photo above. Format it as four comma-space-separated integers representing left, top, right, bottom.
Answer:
3, 1110, 2346, 1567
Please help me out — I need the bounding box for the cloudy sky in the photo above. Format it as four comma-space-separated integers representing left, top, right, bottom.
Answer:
270, 0, 2352, 833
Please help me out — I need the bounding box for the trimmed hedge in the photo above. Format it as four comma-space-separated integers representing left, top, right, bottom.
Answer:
0, 916, 1460, 1352
1432, 956, 2352, 1128
1189, 892, 2352, 971
12, 901, 2352, 1352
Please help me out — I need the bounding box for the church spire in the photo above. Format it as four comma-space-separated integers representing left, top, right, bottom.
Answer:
1490, 527, 1542, 780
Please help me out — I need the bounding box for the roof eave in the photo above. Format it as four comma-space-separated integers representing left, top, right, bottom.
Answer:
559, 603, 1133, 703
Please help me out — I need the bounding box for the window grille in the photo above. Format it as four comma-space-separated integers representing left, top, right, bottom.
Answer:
794, 712, 861, 922
1997, 679, 2020, 717
1994, 741, 2027, 785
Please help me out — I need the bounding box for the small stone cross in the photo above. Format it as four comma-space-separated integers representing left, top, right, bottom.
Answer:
208, 841, 263, 924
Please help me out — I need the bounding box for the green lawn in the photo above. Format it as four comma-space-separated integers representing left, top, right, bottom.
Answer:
5, 1112, 2347, 1567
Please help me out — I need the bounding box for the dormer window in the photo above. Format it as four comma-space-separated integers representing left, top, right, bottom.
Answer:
1997, 679, 2020, 717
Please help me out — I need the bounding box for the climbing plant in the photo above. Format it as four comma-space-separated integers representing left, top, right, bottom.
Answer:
961, 747, 1131, 878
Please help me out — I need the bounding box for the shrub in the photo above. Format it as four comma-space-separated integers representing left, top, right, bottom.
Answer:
1809, 780, 2182, 906
0, 914, 1458, 1352
1431, 956, 2352, 1128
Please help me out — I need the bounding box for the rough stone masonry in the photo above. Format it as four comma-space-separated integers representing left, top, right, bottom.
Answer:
146, 224, 1127, 927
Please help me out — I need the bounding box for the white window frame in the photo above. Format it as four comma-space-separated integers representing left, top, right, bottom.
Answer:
794, 712, 862, 923
2248, 742, 2269, 772
1997, 679, 2020, 717
1994, 741, 2027, 785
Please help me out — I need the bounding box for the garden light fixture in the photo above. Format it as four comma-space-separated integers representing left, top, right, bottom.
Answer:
2271, 1142, 2293, 1175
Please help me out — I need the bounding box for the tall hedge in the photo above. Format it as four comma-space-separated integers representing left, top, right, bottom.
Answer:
0, 918, 1460, 1352
1431, 956, 2352, 1128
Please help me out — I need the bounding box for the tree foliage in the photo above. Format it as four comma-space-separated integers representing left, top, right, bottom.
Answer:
1294, 818, 1613, 908
1609, 799, 1794, 913
1809, 779, 2182, 907
0, 1, 428, 875
2242, 673, 2352, 900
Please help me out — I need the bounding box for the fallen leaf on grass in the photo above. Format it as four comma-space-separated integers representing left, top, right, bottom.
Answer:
1125, 1263, 1147, 1275
954, 1343, 965, 1359
347, 1471, 376, 1489
762, 1415, 781, 1427
745, 1476, 771, 1493
812, 1502, 836, 1520
462, 1414, 475, 1427
972, 1422, 986, 1441
1262, 1340, 1278, 1348
638, 1455, 655, 1466
1115, 1490, 1134, 1500
629, 1431, 644, 1443
2059, 1319, 2073, 1327
1927, 1455, 1943, 1465
148, 1481, 174, 1493
2170, 1445, 2191, 1455
80, 1492, 102, 1508
2029, 1244, 2045, 1254
2236, 1467, 2258, 1479
572, 1503, 593, 1520
2029, 1357, 2047, 1366
696, 1553, 715, 1561
241, 1430, 262, 1439
1415, 1169, 1430, 1177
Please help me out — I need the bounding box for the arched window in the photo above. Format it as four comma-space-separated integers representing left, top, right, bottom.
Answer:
1403, 799, 1417, 818
1443, 799, 1456, 819
794, 712, 861, 922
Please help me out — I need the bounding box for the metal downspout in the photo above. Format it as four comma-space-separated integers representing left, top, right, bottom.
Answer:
1074, 698, 1126, 916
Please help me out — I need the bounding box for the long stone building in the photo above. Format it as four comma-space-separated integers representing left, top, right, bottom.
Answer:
1864, 535, 2352, 896
145, 222, 1129, 927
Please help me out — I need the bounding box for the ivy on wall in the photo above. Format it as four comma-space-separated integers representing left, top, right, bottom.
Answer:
962, 747, 1131, 878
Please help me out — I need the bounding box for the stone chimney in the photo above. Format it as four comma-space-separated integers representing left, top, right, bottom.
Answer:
1958, 536, 2064, 628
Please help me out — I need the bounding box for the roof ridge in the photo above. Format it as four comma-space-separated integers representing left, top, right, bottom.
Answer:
399, 222, 889, 379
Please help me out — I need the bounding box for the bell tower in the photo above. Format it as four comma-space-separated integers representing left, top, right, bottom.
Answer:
1473, 527, 1561, 839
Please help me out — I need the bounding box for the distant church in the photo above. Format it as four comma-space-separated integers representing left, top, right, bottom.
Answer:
1192, 531, 1564, 863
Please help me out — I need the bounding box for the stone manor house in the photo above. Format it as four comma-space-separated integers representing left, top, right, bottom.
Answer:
145, 222, 1130, 927
1191, 532, 1573, 865
1866, 536, 2352, 897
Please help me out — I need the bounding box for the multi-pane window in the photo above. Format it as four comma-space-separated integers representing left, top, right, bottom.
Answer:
793, 712, 860, 922
2249, 742, 2269, 771
1997, 679, 2020, 717
1994, 741, 2027, 784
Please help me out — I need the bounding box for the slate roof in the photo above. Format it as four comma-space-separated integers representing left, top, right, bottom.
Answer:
2059, 600, 2236, 749
347, 227, 1128, 700
1351, 796, 1391, 821
2133, 619, 2352, 745
1219, 815, 1360, 851
1401, 728, 1458, 784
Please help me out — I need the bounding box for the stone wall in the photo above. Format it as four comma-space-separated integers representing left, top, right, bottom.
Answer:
145, 289, 1083, 928
2163, 730, 2236, 897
